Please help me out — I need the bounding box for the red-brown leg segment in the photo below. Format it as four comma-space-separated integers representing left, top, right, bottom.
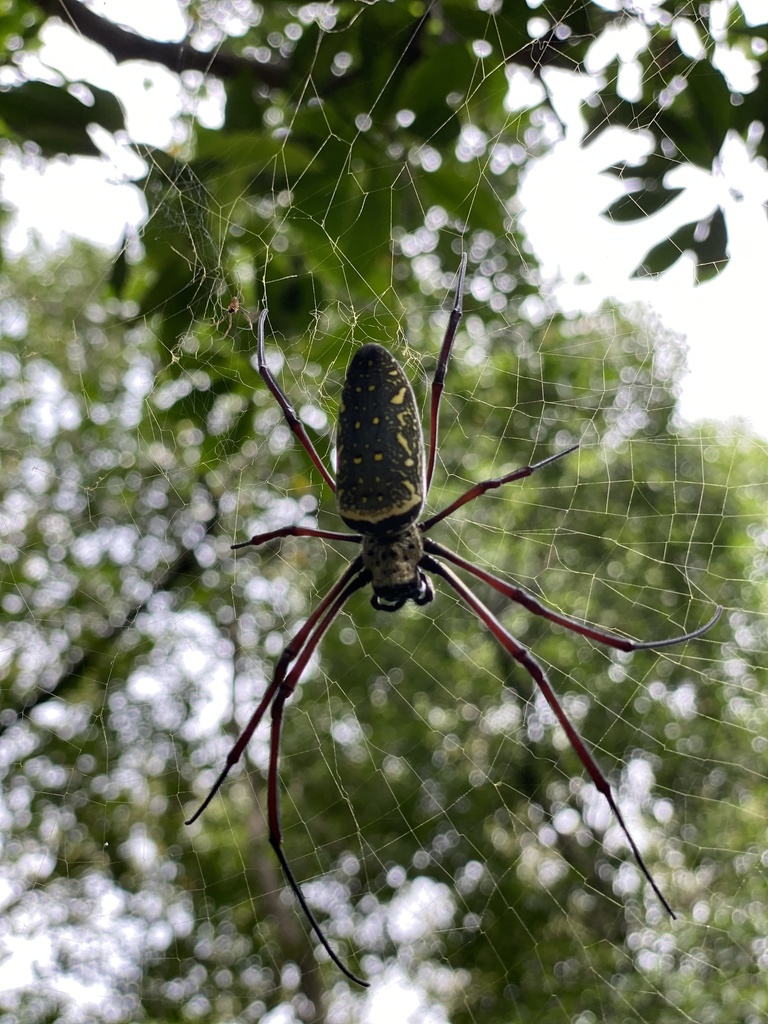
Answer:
426, 254, 468, 492
422, 553, 677, 917
253, 309, 337, 494
186, 558, 370, 985
424, 538, 722, 650
421, 444, 579, 533
185, 558, 366, 826
264, 568, 371, 986
232, 525, 360, 551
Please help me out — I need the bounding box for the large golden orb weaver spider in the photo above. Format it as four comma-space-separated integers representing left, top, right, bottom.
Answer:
187, 256, 721, 986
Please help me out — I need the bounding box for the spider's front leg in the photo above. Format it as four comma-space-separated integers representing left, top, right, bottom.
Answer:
185, 557, 371, 986
422, 553, 677, 917
185, 559, 365, 824
263, 567, 371, 986
424, 537, 722, 651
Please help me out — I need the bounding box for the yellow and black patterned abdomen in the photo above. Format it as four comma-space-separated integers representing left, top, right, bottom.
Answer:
336, 343, 425, 535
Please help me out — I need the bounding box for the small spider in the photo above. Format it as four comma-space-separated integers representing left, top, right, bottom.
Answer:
187, 256, 721, 986
215, 295, 253, 338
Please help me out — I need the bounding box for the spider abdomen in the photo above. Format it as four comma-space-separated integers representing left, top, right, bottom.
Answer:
336, 343, 424, 536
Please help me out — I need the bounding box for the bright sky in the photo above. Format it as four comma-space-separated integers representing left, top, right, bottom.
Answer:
521, 109, 768, 433
4, 1, 768, 436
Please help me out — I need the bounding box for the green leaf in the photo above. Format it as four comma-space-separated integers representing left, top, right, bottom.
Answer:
0, 80, 124, 157
633, 205, 728, 280
604, 185, 684, 222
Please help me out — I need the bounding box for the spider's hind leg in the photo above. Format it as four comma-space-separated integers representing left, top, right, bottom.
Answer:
252, 308, 337, 493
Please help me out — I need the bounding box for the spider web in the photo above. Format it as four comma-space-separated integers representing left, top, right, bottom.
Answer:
2, 3, 767, 1023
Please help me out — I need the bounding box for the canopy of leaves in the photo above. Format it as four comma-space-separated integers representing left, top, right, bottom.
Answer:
2, 1, 767, 279
1, 3, 767, 1023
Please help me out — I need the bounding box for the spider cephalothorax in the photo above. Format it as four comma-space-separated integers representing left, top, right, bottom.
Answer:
361, 525, 431, 610
187, 256, 721, 986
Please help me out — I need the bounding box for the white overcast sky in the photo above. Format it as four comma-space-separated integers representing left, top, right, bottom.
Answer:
3, 0, 768, 435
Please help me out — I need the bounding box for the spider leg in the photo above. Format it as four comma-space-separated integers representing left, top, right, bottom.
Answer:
220, 313, 233, 340
423, 538, 722, 650
253, 309, 337, 493
212, 307, 234, 339
232, 525, 361, 550
186, 558, 370, 985
421, 444, 579, 532
426, 254, 468, 492
422, 553, 676, 918
265, 567, 371, 987
185, 558, 366, 825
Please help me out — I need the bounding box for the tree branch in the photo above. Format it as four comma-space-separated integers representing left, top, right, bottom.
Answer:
34, 0, 286, 85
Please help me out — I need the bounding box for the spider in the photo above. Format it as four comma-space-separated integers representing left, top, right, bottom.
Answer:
186, 255, 721, 986
215, 295, 252, 339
